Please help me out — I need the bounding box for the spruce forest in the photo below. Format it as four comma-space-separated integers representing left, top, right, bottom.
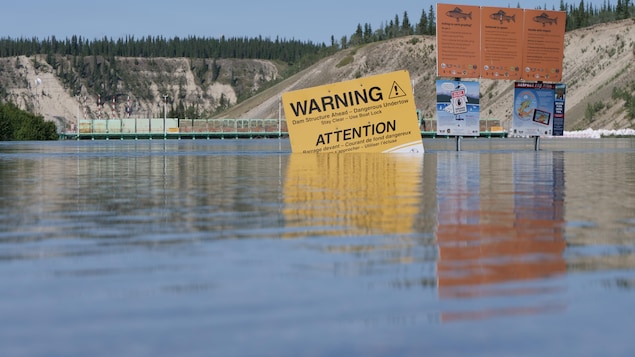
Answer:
1, 1, 631, 59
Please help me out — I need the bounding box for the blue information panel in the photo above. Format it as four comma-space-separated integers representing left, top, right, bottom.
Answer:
512, 82, 566, 137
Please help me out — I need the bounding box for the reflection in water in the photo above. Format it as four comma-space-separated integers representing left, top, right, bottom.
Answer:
283, 154, 424, 237
561, 148, 635, 274
1, 140, 635, 355
436, 152, 567, 321
0, 141, 289, 258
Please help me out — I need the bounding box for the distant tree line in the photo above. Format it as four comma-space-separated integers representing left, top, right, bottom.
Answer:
0, 101, 58, 140
562, 0, 634, 30
0, 35, 334, 66
344, 6, 437, 47
0, 1, 631, 61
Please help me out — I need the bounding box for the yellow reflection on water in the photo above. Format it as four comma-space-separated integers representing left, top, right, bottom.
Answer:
283, 153, 423, 237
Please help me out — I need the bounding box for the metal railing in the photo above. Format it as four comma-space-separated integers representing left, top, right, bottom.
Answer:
62, 118, 505, 139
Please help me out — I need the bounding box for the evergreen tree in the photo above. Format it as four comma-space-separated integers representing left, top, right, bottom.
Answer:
579, 0, 590, 27
427, 5, 436, 36
350, 24, 364, 46
616, 0, 624, 17
364, 23, 373, 43
401, 11, 413, 36
417, 9, 429, 35
340, 35, 348, 50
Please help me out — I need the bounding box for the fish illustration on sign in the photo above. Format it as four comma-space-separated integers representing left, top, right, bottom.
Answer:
533, 12, 558, 26
446, 7, 472, 22
490, 10, 516, 24
517, 99, 533, 118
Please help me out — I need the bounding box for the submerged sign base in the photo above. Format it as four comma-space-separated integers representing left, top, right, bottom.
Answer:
282, 70, 424, 154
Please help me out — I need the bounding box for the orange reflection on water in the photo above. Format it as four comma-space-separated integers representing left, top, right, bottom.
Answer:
437, 216, 566, 295
436, 153, 566, 321
440, 302, 566, 322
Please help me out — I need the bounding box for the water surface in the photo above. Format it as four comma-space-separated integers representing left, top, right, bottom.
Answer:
1, 138, 634, 356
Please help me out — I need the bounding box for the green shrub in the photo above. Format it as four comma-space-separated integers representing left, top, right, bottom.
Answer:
0, 101, 58, 140
336, 55, 354, 68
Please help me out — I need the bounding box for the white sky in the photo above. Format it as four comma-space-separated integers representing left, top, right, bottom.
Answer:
1, 0, 587, 44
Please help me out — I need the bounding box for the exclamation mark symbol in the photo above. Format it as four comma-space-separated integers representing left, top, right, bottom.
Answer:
390, 81, 405, 98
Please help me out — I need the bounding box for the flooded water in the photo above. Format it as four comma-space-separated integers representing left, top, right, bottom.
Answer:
1, 138, 634, 356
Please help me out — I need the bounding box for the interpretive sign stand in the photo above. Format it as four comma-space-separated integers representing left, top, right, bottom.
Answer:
436, 3, 567, 151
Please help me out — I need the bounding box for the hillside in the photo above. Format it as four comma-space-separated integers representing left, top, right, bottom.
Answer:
1, 19, 634, 131
220, 19, 635, 131
0, 56, 285, 130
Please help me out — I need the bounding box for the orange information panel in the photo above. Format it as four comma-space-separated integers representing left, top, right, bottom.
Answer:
281, 70, 424, 154
436, 4, 481, 78
521, 9, 566, 81
437, 4, 566, 82
480, 6, 524, 80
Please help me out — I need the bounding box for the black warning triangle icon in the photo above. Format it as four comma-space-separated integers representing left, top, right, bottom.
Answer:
388, 81, 407, 99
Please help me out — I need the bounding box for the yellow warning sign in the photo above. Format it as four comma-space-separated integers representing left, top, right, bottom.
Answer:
281, 70, 424, 154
